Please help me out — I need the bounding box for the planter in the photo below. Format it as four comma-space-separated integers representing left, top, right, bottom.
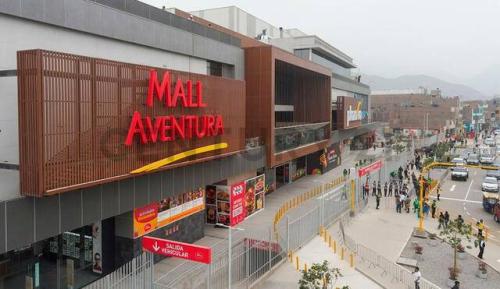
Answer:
476, 270, 487, 279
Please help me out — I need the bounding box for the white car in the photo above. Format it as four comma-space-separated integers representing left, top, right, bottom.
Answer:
480, 155, 495, 164
485, 137, 495, 146
482, 176, 499, 193
451, 157, 466, 166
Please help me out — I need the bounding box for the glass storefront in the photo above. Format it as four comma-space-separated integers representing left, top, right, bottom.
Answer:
275, 122, 329, 153
0, 225, 102, 289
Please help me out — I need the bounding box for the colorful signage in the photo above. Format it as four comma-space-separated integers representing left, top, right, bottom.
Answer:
245, 175, 265, 216
125, 70, 224, 146
230, 182, 247, 226
142, 236, 212, 264
358, 160, 383, 177
133, 188, 205, 238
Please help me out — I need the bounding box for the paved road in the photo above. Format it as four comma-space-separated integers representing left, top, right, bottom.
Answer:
430, 166, 500, 245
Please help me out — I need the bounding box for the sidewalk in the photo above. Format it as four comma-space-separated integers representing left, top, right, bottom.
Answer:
255, 235, 382, 289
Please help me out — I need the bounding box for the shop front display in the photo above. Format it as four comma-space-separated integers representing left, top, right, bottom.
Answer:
306, 143, 341, 175
133, 188, 205, 238
290, 157, 306, 181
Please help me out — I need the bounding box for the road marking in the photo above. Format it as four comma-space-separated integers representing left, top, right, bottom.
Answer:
450, 185, 456, 192
430, 196, 482, 204
464, 180, 474, 201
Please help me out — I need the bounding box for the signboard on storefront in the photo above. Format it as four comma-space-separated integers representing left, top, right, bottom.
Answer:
358, 160, 383, 177
245, 175, 265, 216
230, 181, 247, 226
142, 236, 211, 264
133, 188, 205, 238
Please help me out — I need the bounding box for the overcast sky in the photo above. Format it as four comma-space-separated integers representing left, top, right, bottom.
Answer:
141, 0, 500, 82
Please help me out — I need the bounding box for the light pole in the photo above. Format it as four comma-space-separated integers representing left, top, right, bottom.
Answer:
216, 223, 244, 289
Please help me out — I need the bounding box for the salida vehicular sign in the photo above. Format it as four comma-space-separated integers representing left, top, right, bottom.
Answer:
142, 236, 212, 264
125, 70, 225, 146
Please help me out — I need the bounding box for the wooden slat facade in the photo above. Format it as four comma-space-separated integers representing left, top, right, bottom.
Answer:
17, 50, 246, 197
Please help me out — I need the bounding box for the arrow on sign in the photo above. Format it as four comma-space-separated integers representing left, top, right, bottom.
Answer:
153, 242, 160, 252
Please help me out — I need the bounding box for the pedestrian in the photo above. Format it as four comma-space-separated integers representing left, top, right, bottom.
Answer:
477, 219, 484, 237
451, 280, 460, 289
478, 236, 486, 259
372, 181, 377, 197
444, 211, 450, 228
388, 182, 393, 197
384, 182, 388, 197
431, 200, 437, 218
364, 182, 369, 199
413, 198, 420, 214
457, 215, 464, 228
438, 212, 445, 229
376, 191, 381, 210
396, 193, 401, 213
436, 184, 441, 201
377, 182, 382, 196
423, 201, 429, 217
413, 267, 421, 289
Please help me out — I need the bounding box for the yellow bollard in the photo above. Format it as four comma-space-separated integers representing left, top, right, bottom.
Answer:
304, 263, 308, 273
328, 235, 332, 247
350, 253, 354, 268
333, 240, 337, 254
324, 231, 328, 242
341, 247, 344, 260
296, 256, 299, 271
288, 251, 292, 262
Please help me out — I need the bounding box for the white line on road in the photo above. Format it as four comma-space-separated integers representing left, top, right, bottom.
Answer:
464, 180, 474, 201
430, 196, 482, 204
450, 184, 456, 192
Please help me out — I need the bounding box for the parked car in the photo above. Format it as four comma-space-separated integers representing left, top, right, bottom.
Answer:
482, 176, 499, 193
485, 137, 496, 146
480, 154, 495, 164
467, 154, 480, 165
486, 170, 500, 180
451, 157, 466, 166
451, 166, 469, 181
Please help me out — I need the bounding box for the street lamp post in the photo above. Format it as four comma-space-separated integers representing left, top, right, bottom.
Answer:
216, 223, 244, 289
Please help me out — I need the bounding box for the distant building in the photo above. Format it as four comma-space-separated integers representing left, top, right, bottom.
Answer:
371, 88, 460, 136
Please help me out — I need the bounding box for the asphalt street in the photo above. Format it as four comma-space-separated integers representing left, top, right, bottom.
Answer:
430, 166, 500, 245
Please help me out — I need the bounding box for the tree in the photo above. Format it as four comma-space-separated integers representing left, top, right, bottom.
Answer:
438, 217, 473, 280
298, 260, 342, 289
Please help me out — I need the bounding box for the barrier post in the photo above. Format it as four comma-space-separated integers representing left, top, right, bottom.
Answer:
341, 248, 344, 260
350, 253, 354, 268
304, 263, 307, 273
333, 240, 337, 254
296, 256, 299, 271
328, 235, 332, 247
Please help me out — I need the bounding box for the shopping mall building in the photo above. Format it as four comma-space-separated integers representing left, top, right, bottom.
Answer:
0, 1, 374, 288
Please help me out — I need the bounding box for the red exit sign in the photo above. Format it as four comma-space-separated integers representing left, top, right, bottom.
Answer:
142, 236, 212, 264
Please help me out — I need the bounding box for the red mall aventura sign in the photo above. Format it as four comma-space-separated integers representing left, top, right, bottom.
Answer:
125, 70, 224, 145
142, 236, 212, 264
358, 160, 383, 177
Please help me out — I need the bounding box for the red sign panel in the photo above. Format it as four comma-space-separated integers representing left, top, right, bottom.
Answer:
230, 181, 247, 226
142, 236, 211, 264
358, 160, 383, 177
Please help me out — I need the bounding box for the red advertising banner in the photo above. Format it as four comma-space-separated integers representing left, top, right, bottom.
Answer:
358, 160, 383, 177
230, 182, 247, 226
142, 236, 212, 264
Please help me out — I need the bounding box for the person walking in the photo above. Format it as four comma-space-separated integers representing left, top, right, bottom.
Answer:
477, 219, 484, 237
436, 184, 441, 201
372, 181, 377, 197
377, 182, 382, 196
444, 211, 450, 228
478, 236, 486, 259
431, 200, 437, 218
413, 267, 421, 289
451, 280, 460, 289
384, 182, 388, 197
396, 193, 401, 213
388, 182, 393, 197
413, 198, 420, 214
438, 212, 445, 229
457, 215, 464, 229
376, 191, 381, 209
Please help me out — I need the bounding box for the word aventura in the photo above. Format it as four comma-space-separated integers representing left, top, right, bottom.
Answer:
125, 70, 224, 146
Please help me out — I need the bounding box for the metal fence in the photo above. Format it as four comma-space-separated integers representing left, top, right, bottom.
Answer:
84, 253, 153, 289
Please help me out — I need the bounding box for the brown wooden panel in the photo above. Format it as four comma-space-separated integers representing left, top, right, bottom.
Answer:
18, 50, 246, 197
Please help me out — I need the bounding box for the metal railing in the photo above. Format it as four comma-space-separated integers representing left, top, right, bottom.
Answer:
84, 253, 153, 289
